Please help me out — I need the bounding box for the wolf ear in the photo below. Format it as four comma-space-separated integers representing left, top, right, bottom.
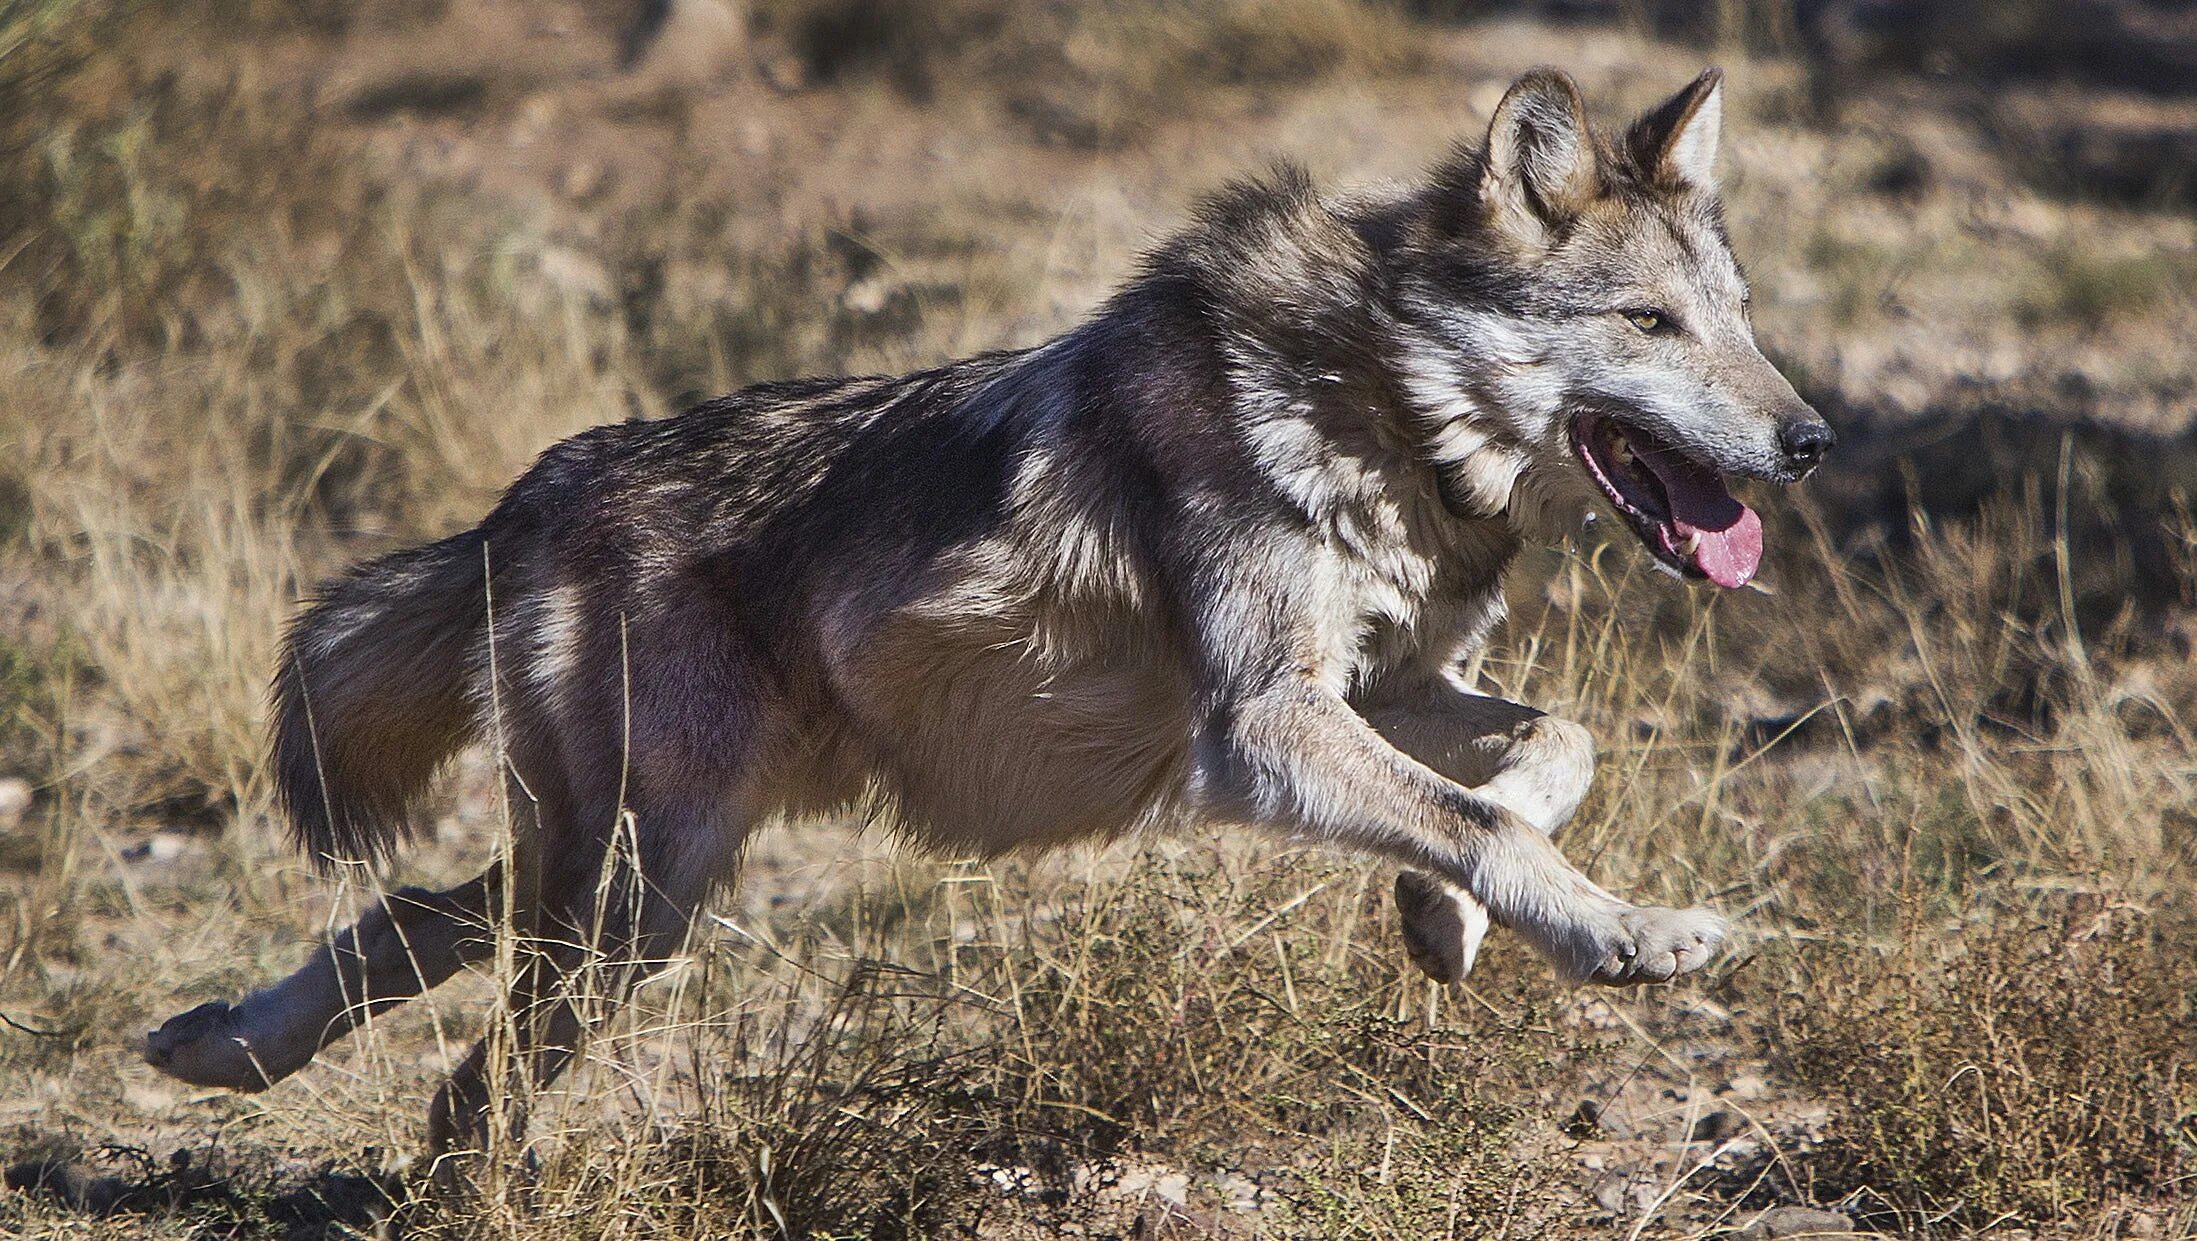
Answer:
1479, 68, 1598, 249
1626, 68, 1723, 192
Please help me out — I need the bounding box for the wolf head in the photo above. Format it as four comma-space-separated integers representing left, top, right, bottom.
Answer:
1393, 68, 1831, 589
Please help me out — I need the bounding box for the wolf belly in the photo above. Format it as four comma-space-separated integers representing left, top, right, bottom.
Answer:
828, 607, 1196, 855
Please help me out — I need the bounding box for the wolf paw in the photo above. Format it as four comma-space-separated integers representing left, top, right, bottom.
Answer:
143, 1000, 279, 1091
1589, 906, 1725, 986
1394, 871, 1490, 984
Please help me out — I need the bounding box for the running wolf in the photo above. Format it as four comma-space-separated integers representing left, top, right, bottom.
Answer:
146, 67, 1832, 1153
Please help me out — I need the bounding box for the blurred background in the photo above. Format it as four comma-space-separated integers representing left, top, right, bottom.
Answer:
1, 2, 2194, 1238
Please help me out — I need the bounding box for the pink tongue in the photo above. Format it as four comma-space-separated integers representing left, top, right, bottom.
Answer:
1634, 440, 1763, 589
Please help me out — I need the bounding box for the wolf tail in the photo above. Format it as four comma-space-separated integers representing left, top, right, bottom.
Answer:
270, 528, 492, 872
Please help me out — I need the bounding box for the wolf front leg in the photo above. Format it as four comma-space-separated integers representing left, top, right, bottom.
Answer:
1201, 680, 1722, 985
1363, 683, 1599, 982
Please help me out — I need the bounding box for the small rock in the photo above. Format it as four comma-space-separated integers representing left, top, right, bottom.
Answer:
1745, 1205, 1857, 1238
976, 1163, 1045, 1199
1717, 1135, 1768, 1165
1213, 1171, 1263, 1213
1106, 1162, 1189, 1207
1591, 1174, 1628, 1215
1786, 1105, 1832, 1147
841, 275, 893, 316
510, 94, 557, 148
556, 160, 607, 201
1691, 1106, 1747, 1144
1574, 997, 1624, 1029
1591, 1172, 1657, 1219
122, 834, 188, 864
757, 50, 807, 93
0, 777, 31, 828
1723, 1072, 1768, 1102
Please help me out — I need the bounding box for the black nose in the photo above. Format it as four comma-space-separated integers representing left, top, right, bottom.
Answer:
1780, 419, 1835, 469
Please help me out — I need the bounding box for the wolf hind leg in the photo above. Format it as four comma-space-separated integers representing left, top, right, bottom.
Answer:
1366, 688, 1604, 984
428, 795, 743, 1163
1393, 868, 1492, 983
1367, 690, 1597, 834
145, 865, 505, 1091
1364, 685, 1721, 986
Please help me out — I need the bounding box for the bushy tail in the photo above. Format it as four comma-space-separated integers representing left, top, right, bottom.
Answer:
271, 528, 491, 871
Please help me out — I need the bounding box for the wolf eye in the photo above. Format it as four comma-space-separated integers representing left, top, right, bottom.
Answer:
1624, 308, 1674, 335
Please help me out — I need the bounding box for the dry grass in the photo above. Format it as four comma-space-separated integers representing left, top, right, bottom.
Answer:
2, 0, 2196, 1237
752, 0, 1427, 147
1770, 899, 2195, 1232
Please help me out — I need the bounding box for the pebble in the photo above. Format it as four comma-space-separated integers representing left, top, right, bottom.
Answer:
758, 51, 808, 94
1106, 1163, 1189, 1206
977, 1163, 1044, 1199
1745, 1205, 1858, 1237
1723, 1072, 1769, 1101
121, 834, 188, 864
1591, 1172, 1657, 1218
0, 776, 30, 829
1213, 1171, 1264, 1213
555, 160, 607, 201
842, 275, 892, 315
1690, 1106, 1747, 1144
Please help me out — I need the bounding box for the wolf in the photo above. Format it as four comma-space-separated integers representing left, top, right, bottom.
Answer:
144, 67, 1830, 1154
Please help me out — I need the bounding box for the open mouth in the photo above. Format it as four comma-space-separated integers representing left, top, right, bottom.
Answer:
1571, 412, 1764, 589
